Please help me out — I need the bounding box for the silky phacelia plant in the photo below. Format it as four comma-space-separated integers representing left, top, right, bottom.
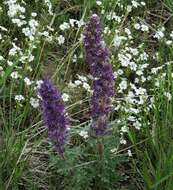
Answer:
83, 14, 115, 136
38, 79, 69, 157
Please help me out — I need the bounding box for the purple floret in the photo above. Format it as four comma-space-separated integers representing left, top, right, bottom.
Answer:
38, 79, 69, 157
84, 14, 115, 136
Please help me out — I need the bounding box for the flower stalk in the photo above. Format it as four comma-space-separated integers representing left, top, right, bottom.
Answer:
83, 14, 115, 137
38, 79, 69, 158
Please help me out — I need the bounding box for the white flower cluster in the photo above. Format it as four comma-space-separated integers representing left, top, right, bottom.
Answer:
126, 0, 146, 12
15, 94, 25, 102
134, 23, 149, 32
154, 27, 165, 40
57, 35, 65, 45
79, 130, 88, 139
62, 93, 70, 102
68, 75, 91, 93
22, 19, 39, 41
106, 12, 122, 23
59, 18, 85, 31
5, 0, 26, 27
30, 97, 39, 108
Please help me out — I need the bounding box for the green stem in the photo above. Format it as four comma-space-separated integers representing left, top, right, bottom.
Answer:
97, 138, 104, 190
97, 138, 104, 160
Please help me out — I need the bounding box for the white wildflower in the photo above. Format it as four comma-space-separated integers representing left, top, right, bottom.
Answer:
0, 55, 4, 61
121, 126, 128, 133
72, 54, 77, 63
141, 24, 149, 32
170, 31, 173, 39
154, 30, 164, 40
135, 78, 139, 83
69, 19, 76, 27
15, 95, 25, 102
76, 19, 85, 28
141, 2, 146, 6
127, 5, 132, 12
139, 52, 148, 61
134, 23, 140, 30
83, 82, 90, 91
57, 35, 65, 45
9, 43, 21, 56
141, 76, 146, 82
11, 71, 19, 79
110, 147, 117, 153
129, 62, 137, 71
129, 48, 139, 56
128, 116, 136, 121
36, 80, 43, 89
7, 61, 13, 66
118, 53, 130, 67
59, 22, 70, 31
155, 80, 160, 87
117, 69, 124, 75
29, 19, 38, 28
119, 80, 127, 90
136, 70, 143, 76
113, 35, 126, 47
22, 27, 34, 40
128, 150, 132, 157
74, 80, 82, 86
164, 92, 172, 101
24, 77, 32, 86
31, 12, 37, 17
125, 28, 131, 36
132, 0, 139, 8
79, 130, 88, 139
133, 120, 141, 130
120, 138, 127, 145
166, 40, 172, 45
30, 97, 39, 108
41, 31, 49, 37
96, 1, 102, 6
62, 93, 69, 102
68, 81, 76, 88
104, 27, 111, 34
12, 18, 26, 27
77, 75, 87, 82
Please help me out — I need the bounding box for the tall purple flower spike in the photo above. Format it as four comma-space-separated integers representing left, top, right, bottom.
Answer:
83, 14, 115, 136
38, 79, 69, 157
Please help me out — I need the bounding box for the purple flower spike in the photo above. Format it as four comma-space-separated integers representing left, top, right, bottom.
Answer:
38, 79, 69, 157
84, 14, 115, 136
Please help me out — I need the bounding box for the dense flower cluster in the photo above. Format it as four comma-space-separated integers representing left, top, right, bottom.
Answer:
38, 79, 69, 156
84, 14, 115, 136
